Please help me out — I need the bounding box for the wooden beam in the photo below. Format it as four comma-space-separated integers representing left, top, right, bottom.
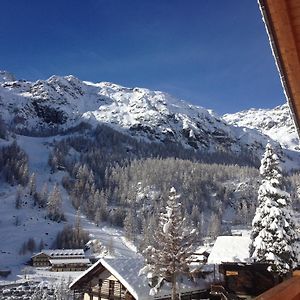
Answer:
255, 276, 300, 299
259, 0, 300, 137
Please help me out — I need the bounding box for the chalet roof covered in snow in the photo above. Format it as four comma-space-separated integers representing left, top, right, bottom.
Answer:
49, 258, 91, 265
207, 236, 251, 264
33, 249, 85, 258
70, 256, 208, 300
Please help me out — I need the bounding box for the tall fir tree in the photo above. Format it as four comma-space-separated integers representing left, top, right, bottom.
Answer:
250, 143, 298, 274
47, 184, 64, 222
39, 182, 49, 208
124, 207, 139, 241
28, 172, 36, 196
15, 184, 22, 209
139, 187, 197, 299
0, 114, 7, 140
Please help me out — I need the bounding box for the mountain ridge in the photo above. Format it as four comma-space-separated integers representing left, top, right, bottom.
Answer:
223, 103, 299, 152
0, 71, 299, 169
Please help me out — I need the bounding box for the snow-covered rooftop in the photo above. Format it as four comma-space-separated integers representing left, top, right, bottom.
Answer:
207, 236, 251, 264
49, 258, 90, 265
34, 249, 85, 258
71, 256, 207, 300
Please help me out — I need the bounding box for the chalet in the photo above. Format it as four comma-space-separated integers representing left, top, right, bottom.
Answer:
207, 236, 282, 299
31, 249, 91, 271
207, 236, 251, 266
70, 256, 209, 300
191, 246, 210, 265
49, 258, 91, 272
189, 246, 211, 279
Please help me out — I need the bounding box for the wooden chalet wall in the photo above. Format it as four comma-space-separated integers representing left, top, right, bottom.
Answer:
32, 253, 51, 267
85, 270, 134, 300
219, 263, 281, 298
259, 0, 300, 137
50, 259, 90, 272
32, 250, 90, 271
74, 267, 134, 300
71, 262, 209, 300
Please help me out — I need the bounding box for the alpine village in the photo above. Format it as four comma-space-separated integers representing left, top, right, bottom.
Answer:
1, 0, 300, 299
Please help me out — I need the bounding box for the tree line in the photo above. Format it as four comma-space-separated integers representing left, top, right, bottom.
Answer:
47, 125, 265, 242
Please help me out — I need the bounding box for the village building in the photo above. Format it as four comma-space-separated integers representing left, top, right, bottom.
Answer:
191, 246, 210, 265
49, 258, 91, 272
70, 256, 209, 300
189, 246, 211, 280
207, 235, 251, 266
207, 236, 281, 299
31, 249, 91, 271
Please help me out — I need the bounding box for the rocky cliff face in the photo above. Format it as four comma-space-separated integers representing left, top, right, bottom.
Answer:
0, 71, 299, 169
223, 103, 299, 151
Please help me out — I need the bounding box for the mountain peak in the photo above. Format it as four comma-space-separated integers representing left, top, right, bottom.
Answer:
0, 70, 16, 82
0, 72, 299, 169
223, 103, 299, 151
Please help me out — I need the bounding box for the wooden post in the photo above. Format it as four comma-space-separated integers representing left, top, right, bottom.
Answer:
89, 282, 93, 300
214, 264, 216, 282
98, 279, 103, 299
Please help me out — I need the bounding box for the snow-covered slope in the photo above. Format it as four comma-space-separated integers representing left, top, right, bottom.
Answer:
0, 71, 299, 168
0, 135, 136, 282
223, 104, 299, 152
1, 71, 300, 282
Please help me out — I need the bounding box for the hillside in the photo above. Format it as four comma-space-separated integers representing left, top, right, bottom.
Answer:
0, 135, 137, 282
1, 72, 300, 284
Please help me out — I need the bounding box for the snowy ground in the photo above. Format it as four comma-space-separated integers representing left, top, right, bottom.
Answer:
0, 135, 136, 284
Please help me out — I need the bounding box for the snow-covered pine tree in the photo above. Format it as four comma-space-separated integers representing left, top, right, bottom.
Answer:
39, 182, 49, 208
54, 277, 73, 300
15, 184, 22, 209
139, 187, 197, 300
124, 207, 139, 241
47, 184, 64, 222
30, 282, 49, 300
0, 114, 7, 140
249, 143, 298, 274
28, 172, 36, 196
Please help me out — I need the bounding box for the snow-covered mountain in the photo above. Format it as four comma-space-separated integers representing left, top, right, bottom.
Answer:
223, 104, 299, 152
1, 71, 300, 283
0, 71, 299, 168
0, 70, 15, 83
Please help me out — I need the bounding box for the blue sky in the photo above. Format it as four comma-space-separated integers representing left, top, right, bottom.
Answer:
0, 0, 285, 114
